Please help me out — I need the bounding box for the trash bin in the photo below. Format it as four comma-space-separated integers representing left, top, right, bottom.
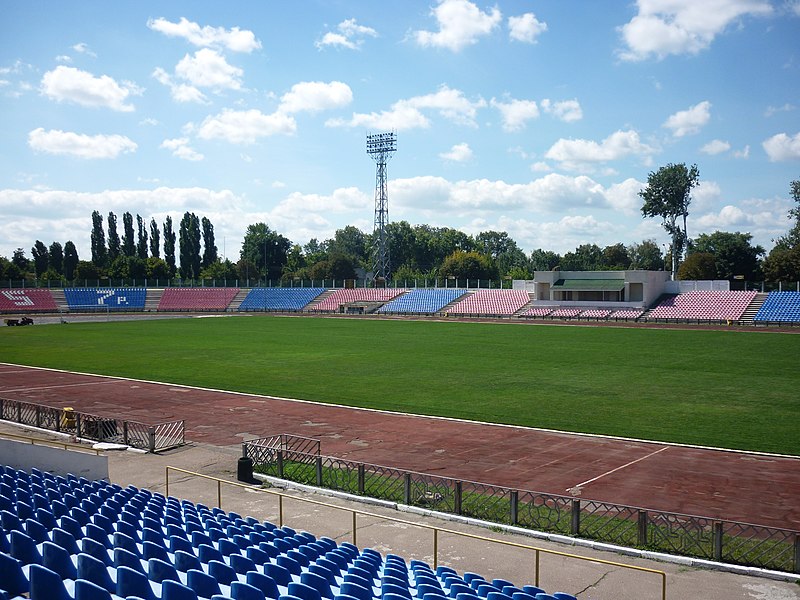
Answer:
237, 456, 254, 483
61, 407, 75, 429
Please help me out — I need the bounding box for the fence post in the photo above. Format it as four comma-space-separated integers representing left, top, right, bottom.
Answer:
147, 427, 156, 453
315, 456, 323, 486
16, 401, 22, 424
358, 464, 365, 495
510, 491, 518, 525
54, 407, 60, 432
454, 481, 462, 515
123, 421, 128, 446
571, 499, 581, 535
76, 413, 82, 438
277, 450, 284, 479
637, 510, 648, 547
35, 405, 41, 429
713, 522, 724, 562
404, 473, 412, 505
794, 534, 800, 574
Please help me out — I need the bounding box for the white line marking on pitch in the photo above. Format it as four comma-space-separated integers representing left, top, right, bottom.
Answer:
567, 446, 670, 495
0, 381, 118, 394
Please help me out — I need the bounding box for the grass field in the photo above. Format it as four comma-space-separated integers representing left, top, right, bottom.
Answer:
1, 315, 798, 455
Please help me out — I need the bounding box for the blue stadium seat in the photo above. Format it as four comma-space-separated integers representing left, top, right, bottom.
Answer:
28, 563, 73, 600
64, 288, 147, 310
239, 288, 326, 312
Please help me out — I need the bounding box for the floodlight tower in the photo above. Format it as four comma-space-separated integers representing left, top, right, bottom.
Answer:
366, 131, 397, 285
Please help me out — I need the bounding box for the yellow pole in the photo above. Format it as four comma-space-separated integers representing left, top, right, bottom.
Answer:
279, 495, 284, 527
535, 549, 540, 587
433, 528, 439, 569
165, 467, 170, 498
217, 480, 222, 509
352, 511, 357, 546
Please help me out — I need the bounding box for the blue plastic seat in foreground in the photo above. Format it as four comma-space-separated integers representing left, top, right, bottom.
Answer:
78, 552, 117, 594
0, 550, 30, 596
28, 563, 73, 600
552, 594, 577, 600
533, 595, 556, 600
232, 580, 268, 600
117, 564, 159, 600
247, 570, 281, 599
162, 579, 201, 600
42, 541, 77, 579
339, 581, 372, 600
187, 568, 223, 598
74, 578, 116, 600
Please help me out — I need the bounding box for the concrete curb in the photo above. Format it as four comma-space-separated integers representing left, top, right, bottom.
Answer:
256, 473, 800, 583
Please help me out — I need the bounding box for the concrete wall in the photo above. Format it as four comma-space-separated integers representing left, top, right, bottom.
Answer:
530, 270, 670, 307
0, 438, 109, 480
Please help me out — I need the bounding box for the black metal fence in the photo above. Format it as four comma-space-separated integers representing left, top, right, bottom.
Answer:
244, 444, 800, 573
0, 397, 185, 453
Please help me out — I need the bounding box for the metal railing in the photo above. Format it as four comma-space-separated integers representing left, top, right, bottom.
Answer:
0, 397, 184, 453
165, 466, 667, 600
244, 444, 800, 574
0, 430, 102, 455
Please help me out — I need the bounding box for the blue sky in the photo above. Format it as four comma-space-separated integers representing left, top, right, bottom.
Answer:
1, 0, 799, 262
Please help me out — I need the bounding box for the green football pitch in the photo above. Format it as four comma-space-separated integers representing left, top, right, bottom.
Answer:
1, 316, 798, 455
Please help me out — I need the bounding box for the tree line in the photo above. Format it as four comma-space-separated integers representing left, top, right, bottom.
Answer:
1, 171, 798, 284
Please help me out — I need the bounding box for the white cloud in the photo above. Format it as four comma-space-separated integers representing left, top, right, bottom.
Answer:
55, 55, 72, 63
278, 81, 353, 114
545, 130, 655, 170
700, 139, 731, 155
540, 98, 583, 122
316, 18, 378, 50
160, 138, 204, 161
28, 128, 137, 159
174, 49, 243, 90
440, 143, 473, 162
733, 145, 750, 159
663, 100, 711, 137
40, 66, 137, 111
147, 17, 261, 53
694, 198, 791, 238
692, 180, 723, 211
197, 109, 296, 144
414, 0, 502, 52
508, 13, 547, 43
152, 67, 208, 104
327, 85, 484, 130
762, 131, 800, 161
72, 42, 97, 58
490, 97, 539, 132
139, 117, 159, 126
618, 0, 773, 61
764, 103, 796, 117
531, 161, 552, 173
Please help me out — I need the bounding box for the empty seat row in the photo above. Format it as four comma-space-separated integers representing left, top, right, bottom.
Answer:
0, 289, 58, 313
311, 289, 405, 312
157, 289, 240, 312
1, 464, 575, 600
64, 289, 146, 310
647, 291, 757, 321
377, 290, 467, 315
447, 291, 530, 316
754, 291, 800, 323
239, 289, 326, 312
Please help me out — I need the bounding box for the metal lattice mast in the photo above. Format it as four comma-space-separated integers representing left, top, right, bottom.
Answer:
366, 132, 396, 284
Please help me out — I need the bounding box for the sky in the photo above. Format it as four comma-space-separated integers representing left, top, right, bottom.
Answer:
1, 0, 799, 263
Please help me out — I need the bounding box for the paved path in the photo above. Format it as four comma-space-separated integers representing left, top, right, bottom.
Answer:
1, 363, 799, 530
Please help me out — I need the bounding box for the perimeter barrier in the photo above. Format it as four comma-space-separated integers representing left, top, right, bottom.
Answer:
165, 465, 667, 600
243, 442, 800, 573
0, 396, 184, 452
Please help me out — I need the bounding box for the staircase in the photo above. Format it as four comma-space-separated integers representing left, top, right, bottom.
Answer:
49, 289, 68, 313
144, 289, 163, 312
306, 289, 337, 311
438, 290, 471, 315
227, 288, 250, 311
739, 292, 767, 324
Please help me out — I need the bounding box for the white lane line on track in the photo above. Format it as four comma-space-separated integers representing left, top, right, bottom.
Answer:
0, 381, 118, 393
567, 446, 670, 494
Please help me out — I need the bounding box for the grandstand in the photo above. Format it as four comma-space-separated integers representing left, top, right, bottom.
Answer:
447, 290, 530, 316
0, 289, 58, 313
644, 291, 757, 322
310, 289, 405, 313
0, 462, 579, 600
238, 288, 326, 312
754, 291, 800, 323
64, 289, 146, 311
377, 289, 467, 315
157, 289, 240, 312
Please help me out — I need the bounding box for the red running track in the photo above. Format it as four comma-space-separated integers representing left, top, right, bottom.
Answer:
1, 363, 798, 530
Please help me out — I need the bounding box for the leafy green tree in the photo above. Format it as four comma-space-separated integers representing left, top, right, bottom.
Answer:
560, 244, 602, 270
201, 217, 218, 268
121, 212, 135, 257
303, 238, 328, 265
240, 222, 291, 281
31, 240, 49, 276
200, 259, 237, 281
308, 253, 356, 280
282, 244, 307, 279
628, 239, 664, 270
149, 218, 160, 258
48, 241, 64, 275
107, 212, 121, 262
136, 214, 148, 259
678, 252, 716, 280
774, 178, 800, 249
74, 260, 101, 280
506, 266, 534, 280
179, 212, 202, 279
90, 210, 107, 268
0, 256, 24, 280
691, 231, 764, 280
600, 243, 630, 270
529, 249, 561, 271
762, 245, 800, 282
12, 248, 30, 273
329, 225, 368, 266
439, 250, 498, 281
146, 257, 171, 280
63, 241, 79, 280
385, 221, 415, 272
163, 216, 176, 275
640, 163, 699, 279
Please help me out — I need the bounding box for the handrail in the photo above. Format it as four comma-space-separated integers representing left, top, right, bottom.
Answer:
165, 466, 667, 600
0, 430, 102, 455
